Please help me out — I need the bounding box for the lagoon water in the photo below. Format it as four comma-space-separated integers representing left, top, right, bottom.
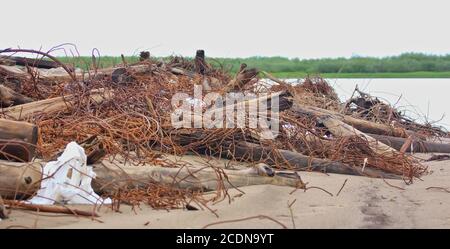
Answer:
283, 78, 450, 130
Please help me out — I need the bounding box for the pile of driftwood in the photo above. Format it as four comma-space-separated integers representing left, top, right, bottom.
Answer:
0, 48, 449, 216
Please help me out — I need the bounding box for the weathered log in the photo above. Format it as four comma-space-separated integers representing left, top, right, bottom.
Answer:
219, 90, 292, 112
0, 65, 39, 92
0, 119, 38, 162
0, 61, 148, 83
201, 76, 223, 91
0, 158, 301, 200
194, 49, 210, 75
209, 91, 288, 140
0, 195, 6, 219
261, 70, 287, 85
0, 49, 76, 81
0, 161, 42, 199
185, 90, 292, 131
1, 88, 113, 120
224, 67, 259, 92
170, 67, 197, 78
0, 65, 28, 79
92, 160, 300, 193
318, 116, 398, 155
0, 119, 37, 144
0, 85, 33, 106
0, 140, 35, 163
228, 142, 400, 179
6, 56, 60, 69
291, 101, 408, 138
238, 63, 247, 74
110, 64, 154, 84
139, 51, 150, 61
368, 133, 450, 153
0, 56, 15, 66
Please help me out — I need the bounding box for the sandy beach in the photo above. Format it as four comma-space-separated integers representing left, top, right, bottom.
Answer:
1, 153, 449, 229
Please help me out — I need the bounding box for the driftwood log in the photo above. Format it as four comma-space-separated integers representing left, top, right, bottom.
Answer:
224, 66, 259, 92
92, 160, 301, 194
0, 158, 301, 200
0, 56, 60, 69
291, 101, 408, 138
170, 67, 196, 78
187, 90, 292, 131
368, 133, 450, 153
0, 195, 6, 219
0, 85, 33, 106
0, 161, 43, 199
0, 65, 29, 91
194, 49, 210, 75
0, 61, 148, 82
1, 88, 113, 120
227, 142, 400, 179
318, 116, 397, 155
139, 51, 150, 61
0, 119, 38, 161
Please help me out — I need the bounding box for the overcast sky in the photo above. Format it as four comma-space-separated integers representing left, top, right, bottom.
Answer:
2, 0, 449, 58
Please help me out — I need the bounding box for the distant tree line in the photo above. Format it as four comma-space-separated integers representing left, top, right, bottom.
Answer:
209, 53, 450, 74
58, 53, 450, 74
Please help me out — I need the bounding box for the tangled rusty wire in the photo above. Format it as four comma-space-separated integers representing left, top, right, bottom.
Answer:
344, 86, 448, 137
0, 47, 443, 209
111, 183, 206, 211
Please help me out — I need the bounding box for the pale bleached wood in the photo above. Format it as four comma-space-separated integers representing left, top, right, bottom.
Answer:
1, 88, 113, 120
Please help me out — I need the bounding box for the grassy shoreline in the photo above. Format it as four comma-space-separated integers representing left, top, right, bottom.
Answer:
270, 71, 450, 78
55, 55, 450, 78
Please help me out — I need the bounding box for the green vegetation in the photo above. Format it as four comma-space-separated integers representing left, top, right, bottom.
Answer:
57, 53, 450, 78
57, 56, 141, 69
270, 71, 450, 78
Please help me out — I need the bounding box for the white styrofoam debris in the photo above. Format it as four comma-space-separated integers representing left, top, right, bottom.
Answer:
28, 142, 111, 205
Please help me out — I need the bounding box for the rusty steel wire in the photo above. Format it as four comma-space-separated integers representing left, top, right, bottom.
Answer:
0, 48, 443, 210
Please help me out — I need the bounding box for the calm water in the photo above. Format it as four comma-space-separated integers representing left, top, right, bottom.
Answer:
283, 78, 450, 130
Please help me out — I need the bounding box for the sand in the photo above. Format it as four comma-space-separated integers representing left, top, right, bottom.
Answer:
1, 153, 450, 229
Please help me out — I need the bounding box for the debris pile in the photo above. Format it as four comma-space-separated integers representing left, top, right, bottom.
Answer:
0, 48, 448, 217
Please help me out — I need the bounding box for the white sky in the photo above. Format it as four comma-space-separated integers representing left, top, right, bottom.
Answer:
1, 0, 450, 58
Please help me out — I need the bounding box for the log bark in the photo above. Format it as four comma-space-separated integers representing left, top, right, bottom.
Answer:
0, 85, 33, 106
0, 161, 42, 199
0, 62, 149, 82
194, 49, 210, 75
92, 160, 300, 193
0, 119, 38, 162
318, 116, 398, 155
291, 102, 408, 138
0, 195, 6, 219
0, 65, 28, 79
0, 56, 15, 66
6, 56, 60, 69
224, 67, 259, 92
228, 142, 400, 179
1, 88, 113, 120
368, 133, 450, 153
139, 51, 150, 61
0, 158, 300, 200
170, 67, 197, 78
110, 64, 153, 84
187, 90, 292, 131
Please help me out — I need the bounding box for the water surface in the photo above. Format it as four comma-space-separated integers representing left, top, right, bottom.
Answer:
283, 78, 450, 130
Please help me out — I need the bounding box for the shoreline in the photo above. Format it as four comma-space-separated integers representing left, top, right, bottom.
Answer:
2, 153, 449, 229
